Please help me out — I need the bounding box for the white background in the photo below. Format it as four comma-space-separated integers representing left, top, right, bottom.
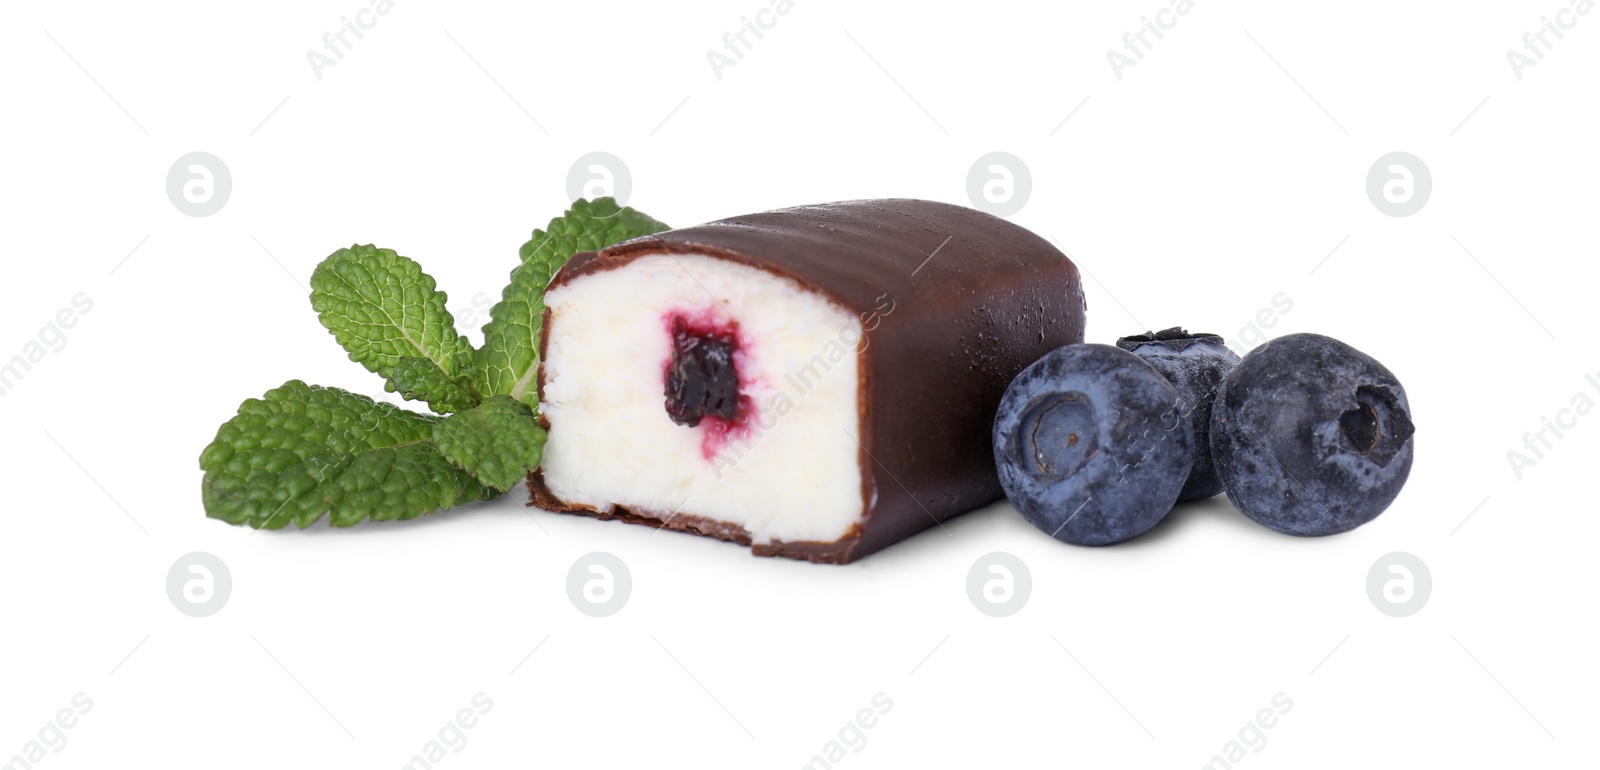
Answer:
2, 1, 1596, 767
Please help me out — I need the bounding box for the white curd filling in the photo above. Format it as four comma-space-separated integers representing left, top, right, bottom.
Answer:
540, 253, 866, 544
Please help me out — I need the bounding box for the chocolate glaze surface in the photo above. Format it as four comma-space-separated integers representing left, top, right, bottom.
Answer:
527, 199, 1086, 563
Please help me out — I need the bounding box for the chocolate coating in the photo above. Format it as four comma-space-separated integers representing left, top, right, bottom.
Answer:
528, 199, 1086, 563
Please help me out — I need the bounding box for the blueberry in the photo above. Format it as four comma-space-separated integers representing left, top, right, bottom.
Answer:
993, 344, 1192, 546
664, 316, 740, 427
1210, 333, 1415, 536
1117, 328, 1240, 501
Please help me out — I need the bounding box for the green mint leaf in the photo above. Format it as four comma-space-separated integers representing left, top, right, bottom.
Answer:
387, 356, 479, 414
432, 395, 548, 492
199, 380, 497, 529
311, 244, 475, 382
478, 198, 669, 406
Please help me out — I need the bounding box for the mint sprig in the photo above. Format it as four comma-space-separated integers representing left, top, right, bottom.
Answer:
199, 197, 667, 528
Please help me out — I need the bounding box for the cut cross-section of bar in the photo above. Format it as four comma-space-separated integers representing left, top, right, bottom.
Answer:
540, 253, 867, 548
529, 199, 1086, 563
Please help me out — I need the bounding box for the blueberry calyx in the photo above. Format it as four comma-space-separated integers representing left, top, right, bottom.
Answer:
1116, 327, 1225, 354
1019, 391, 1097, 479
1338, 385, 1414, 467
